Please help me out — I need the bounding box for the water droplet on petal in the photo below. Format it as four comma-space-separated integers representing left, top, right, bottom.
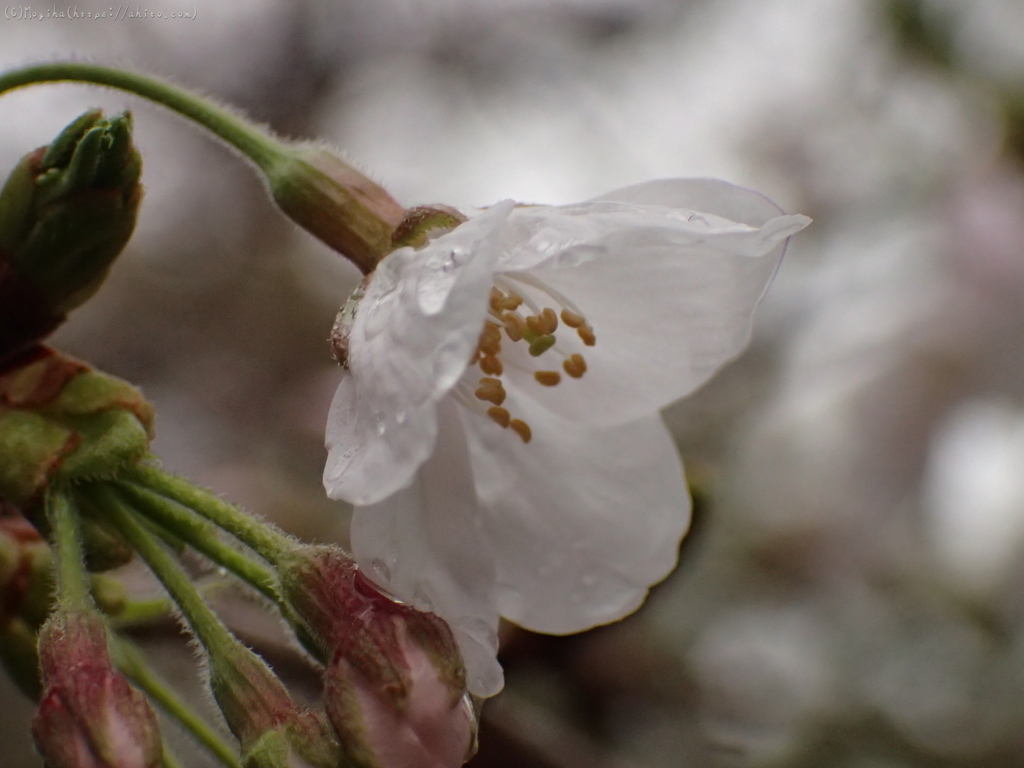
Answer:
370, 559, 391, 583
412, 587, 434, 612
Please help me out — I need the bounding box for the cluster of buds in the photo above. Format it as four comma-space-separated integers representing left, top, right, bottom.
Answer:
279, 546, 475, 768
0, 91, 480, 768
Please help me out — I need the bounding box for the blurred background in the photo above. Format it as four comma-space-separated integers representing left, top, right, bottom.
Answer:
3, 0, 1024, 765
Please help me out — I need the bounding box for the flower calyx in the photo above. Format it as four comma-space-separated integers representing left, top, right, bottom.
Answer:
264, 145, 405, 275
391, 205, 467, 250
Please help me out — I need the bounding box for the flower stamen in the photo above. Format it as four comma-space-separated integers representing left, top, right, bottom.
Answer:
562, 353, 587, 378
487, 406, 511, 428
502, 313, 525, 342
527, 334, 556, 357
534, 371, 561, 387
560, 309, 584, 328
475, 377, 507, 406
480, 354, 503, 375
509, 419, 532, 443
466, 279, 597, 444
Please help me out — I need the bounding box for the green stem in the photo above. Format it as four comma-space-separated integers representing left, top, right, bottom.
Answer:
47, 489, 91, 610
0, 63, 281, 172
109, 596, 175, 628
162, 748, 185, 768
113, 481, 280, 603
125, 464, 295, 566
90, 484, 238, 654
112, 637, 241, 768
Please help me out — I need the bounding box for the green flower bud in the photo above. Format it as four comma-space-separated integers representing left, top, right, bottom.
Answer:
208, 641, 342, 768
0, 347, 154, 508
0, 110, 142, 363
79, 515, 135, 572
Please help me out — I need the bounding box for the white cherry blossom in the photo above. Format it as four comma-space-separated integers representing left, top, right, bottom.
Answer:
323, 178, 810, 696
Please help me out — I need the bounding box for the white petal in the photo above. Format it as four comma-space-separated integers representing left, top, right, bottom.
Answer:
594, 177, 799, 226
326, 201, 514, 504
351, 399, 504, 697
459, 386, 691, 635
495, 180, 809, 425
323, 372, 438, 504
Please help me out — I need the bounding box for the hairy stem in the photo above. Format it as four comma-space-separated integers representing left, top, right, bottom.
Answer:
90, 484, 238, 654
47, 489, 91, 610
113, 481, 280, 603
0, 62, 280, 171
125, 463, 295, 566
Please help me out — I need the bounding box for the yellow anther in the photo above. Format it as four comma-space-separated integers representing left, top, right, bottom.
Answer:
510, 419, 532, 443
528, 335, 556, 357
539, 308, 558, 335
563, 353, 587, 378
478, 321, 502, 356
489, 287, 506, 312
482, 321, 502, 344
534, 371, 561, 387
525, 314, 545, 336
577, 323, 596, 346
487, 406, 511, 428
503, 313, 525, 342
504, 292, 524, 310
560, 309, 585, 328
480, 355, 503, 376
475, 377, 506, 406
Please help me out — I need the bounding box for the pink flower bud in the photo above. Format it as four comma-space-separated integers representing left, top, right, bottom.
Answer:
32, 610, 162, 768
278, 546, 474, 767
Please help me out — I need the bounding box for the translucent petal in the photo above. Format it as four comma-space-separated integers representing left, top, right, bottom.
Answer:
323, 372, 437, 504
325, 201, 513, 504
351, 399, 504, 697
459, 386, 691, 634
493, 180, 809, 425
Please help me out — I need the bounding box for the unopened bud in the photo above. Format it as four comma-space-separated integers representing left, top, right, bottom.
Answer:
278, 546, 473, 767
208, 641, 342, 767
80, 515, 135, 572
264, 145, 404, 275
0, 110, 142, 363
32, 609, 162, 768
0, 347, 154, 508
